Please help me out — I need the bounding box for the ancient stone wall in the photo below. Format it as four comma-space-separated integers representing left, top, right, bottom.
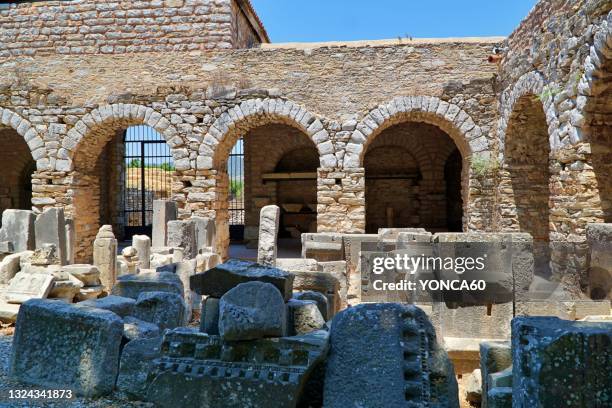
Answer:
498, 0, 611, 294
0, 0, 266, 58
0, 127, 35, 216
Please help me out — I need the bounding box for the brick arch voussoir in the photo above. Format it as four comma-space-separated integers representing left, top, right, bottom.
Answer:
59, 104, 182, 172
0, 107, 49, 170
199, 98, 337, 170
345, 96, 484, 169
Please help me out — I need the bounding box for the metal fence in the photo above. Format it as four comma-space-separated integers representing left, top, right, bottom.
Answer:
228, 137, 244, 227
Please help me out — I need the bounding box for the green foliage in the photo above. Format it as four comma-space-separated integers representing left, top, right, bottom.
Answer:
159, 162, 175, 171
471, 155, 499, 177
230, 179, 244, 198
535, 84, 561, 102
128, 159, 142, 168
127, 160, 175, 171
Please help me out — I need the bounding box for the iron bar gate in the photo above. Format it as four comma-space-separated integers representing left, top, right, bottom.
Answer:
228, 137, 244, 240
123, 125, 173, 237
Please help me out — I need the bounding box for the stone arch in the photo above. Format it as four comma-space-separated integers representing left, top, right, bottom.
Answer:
498, 71, 559, 157
344, 96, 486, 169
59, 103, 185, 172
197, 98, 337, 170
0, 107, 48, 170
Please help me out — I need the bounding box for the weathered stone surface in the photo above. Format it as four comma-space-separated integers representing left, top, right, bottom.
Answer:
9, 299, 123, 397
78, 295, 136, 317
0, 300, 20, 323
133, 291, 186, 331
192, 216, 215, 252
5, 271, 54, 304
62, 264, 100, 286
324, 303, 459, 408
132, 235, 151, 269
489, 366, 512, 389
145, 328, 329, 408
487, 387, 512, 408
35, 207, 68, 265
219, 281, 286, 341
93, 225, 117, 291
288, 299, 325, 335
190, 259, 294, 301
175, 259, 197, 322
0, 210, 35, 252
512, 317, 612, 407
294, 290, 329, 320
48, 275, 83, 302
75, 285, 103, 301
152, 200, 177, 248
292, 269, 341, 315
480, 340, 511, 408
123, 316, 160, 341
167, 219, 197, 259
0, 252, 22, 284
586, 223, 611, 300
257, 204, 280, 266
465, 368, 482, 404
276, 257, 318, 272
0, 241, 13, 254
301, 233, 344, 262
199, 296, 220, 334
195, 250, 220, 273
65, 218, 75, 264
116, 336, 163, 400
29, 243, 60, 266
111, 271, 183, 299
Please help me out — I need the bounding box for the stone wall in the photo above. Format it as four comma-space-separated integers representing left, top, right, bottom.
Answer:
0, 127, 35, 216
498, 0, 611, 294
0, 0, 266, 57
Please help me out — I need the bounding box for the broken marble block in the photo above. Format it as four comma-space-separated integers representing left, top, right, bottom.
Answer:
0, 209, 36, 252
145, 328, 329, 408
294, 290, 329, 321
62, 264, 101, 286
111, 271, 183, 299
324, 303, 459, 408
257, 204, 280, 267
288, 299, 325, 335
117, 336, 163, 401
5, 271, 54, 304
78, 295, 136, 317
190, 258, 294, 301
480, 340, 511, 408
512, 316, 612, 407
219, 281, 286, 341
123, 316, 161, 342
0, 252, 24, 284
30, 243, 60, 266
35, 207, 68, 265
301, 233, 345, 262
133, 291, 186, 331
48, 274, 84, 302
199, 296, 220, 335
465, 368, 482, 405
9, 299, 123, 397
167, 219, 197, 259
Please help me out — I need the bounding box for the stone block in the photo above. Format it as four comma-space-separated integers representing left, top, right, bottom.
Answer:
301, 233, 345, 262
0, 240, 13, 254
132, 235, 151, 269
0, 209, 36, 252
5, 271, 54, 304
145, 328, 329, 408
65, 218, 75, 264
480, 340, 511, 408
0, 252, 22, 284
0, 300, 19, 323
190, 259, 294, 301
152, 200, 177, 248
292, 269, 341, 315
586, 223, 611, 299
167, 219, 197, 259
257, 204, 280, 266
123, 316, 161, 342
48, 274, 83, 302
512, 316, 612, 407
62, 264, 100, 286
323, 303, 458, 407
378, 227, 428, 242
93, 225, 117, 291
487, 387, 512, 408
199, 296, 220, 334
192, 216, 215, 252
116, 336, 162, 400
433, 301, 514, 341
35, 207, 68, 265
111, 271, 183, 300
294, 290, 329, 320
78, 295, 136, 317
219, 281, 286, 341
288, 299, 325, 335
276, 257, 318, 271
489, 366, 512, 389
465, 368, 482, 405
9, 299, 123, 397
133, 291, 186, 331
175, 259, 197, 322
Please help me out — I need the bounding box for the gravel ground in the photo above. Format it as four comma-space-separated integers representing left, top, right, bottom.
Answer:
0, 334, 153, 408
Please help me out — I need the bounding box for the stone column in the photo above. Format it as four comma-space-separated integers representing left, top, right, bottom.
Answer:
93, 225, 117, 291
192, 216, 216, 253
35, 207, 68, 265
65, 219, 75, 265
132, 235, 151, 269
257, 205, 280, 266
152, 200, 177, 248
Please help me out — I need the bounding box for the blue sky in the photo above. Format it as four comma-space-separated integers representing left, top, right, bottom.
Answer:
251, 0, 539, 42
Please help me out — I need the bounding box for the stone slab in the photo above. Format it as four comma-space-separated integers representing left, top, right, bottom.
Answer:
480, 340, 511, 408
5, 271, 54, 304
35, 207, 68, 266
133, 291, 186, 331
199, 296, 220, 335
116, 336, 163, 400
301, 233, 345, 262
111, 271, 183, 300
152, 200, 177, 248
257, 205, 280, 266
0, 209, 36, 252
77, 295, 136, 317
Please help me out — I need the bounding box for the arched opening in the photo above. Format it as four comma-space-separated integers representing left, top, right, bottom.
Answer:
72, 124, 173, 262
503, 95, 551, 276
0, 127, 35, 218
363, 122, 463, 233
218, 123, 318, 259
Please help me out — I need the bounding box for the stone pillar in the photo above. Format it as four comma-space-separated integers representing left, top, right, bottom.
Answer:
35, 207, 68, 265
132, 235, 151, 269
192, 216, 216, 253
0, 209, 36, 252
65, 219, 75, 265
257, 205, 280, 267
152, 200, 177, 248
167, 220, 197, 259
93, 225, 118, 291
317, 168, 365, 234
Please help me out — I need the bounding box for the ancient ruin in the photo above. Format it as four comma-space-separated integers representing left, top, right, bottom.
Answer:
0, 0, 611, 406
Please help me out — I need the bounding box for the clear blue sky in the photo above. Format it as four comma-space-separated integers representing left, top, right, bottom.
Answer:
251, 0, 539, 42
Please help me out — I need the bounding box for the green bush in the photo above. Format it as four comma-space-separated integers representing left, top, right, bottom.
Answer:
471, 155, 499, 177
230, 179, 244, 197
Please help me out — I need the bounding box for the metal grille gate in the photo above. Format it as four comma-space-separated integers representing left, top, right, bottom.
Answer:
228, 137, 245, 240
123, 125, 173, 237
